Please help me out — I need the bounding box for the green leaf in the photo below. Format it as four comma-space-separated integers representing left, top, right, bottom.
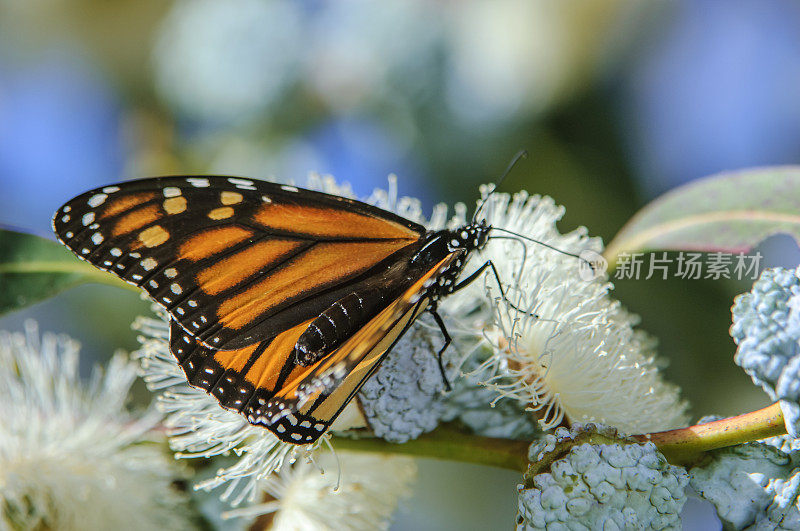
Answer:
605, 166, 800, 266
0, 228, 134, 315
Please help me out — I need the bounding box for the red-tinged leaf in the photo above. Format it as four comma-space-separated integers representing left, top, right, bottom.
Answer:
604, 166, 800, 266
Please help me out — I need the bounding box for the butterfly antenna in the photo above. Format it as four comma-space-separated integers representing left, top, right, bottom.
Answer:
490, 226, 595, 272
472, 150, 528, 223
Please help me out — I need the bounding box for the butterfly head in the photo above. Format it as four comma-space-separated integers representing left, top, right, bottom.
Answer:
446, 219, 490, 254
415, 220, 490, 301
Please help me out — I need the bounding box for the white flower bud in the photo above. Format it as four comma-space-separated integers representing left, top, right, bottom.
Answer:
690, 442, 800, 530
355, 324, 455, 443
518, 424, 688, 530
731, 267, 800, 436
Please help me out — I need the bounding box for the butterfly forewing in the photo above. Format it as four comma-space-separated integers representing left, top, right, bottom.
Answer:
53, 177, 425, 350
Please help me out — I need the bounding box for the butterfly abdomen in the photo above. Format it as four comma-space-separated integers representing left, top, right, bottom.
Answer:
293, 290, 389, 366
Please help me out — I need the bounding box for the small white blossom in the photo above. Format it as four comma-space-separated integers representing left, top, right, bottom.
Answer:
466, 188, 689, 434
135, 287, 419, 527
223, 451, 416, 530
0, 322, 189, 531
518, 424, 688, 530
442, 352, 539, 440
133, 314, 305, 508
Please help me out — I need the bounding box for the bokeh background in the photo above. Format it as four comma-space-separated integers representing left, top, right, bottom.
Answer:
2, 1, 800, 529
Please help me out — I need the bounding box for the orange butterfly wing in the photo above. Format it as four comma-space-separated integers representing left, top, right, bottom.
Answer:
170, 253, 460, 443
53, 177, 425, 350
55, 176, 465, 444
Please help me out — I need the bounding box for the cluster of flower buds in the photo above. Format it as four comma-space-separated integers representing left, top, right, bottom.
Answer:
518, 424, 688, 530
732, 267, 800, 437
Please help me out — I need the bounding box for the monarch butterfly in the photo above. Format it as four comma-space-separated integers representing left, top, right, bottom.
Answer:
52, 174, 521, 444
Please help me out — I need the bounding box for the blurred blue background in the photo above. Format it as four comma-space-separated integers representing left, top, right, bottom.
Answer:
3, 1, 800, 529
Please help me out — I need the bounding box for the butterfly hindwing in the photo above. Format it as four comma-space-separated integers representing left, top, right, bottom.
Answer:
170, 318, 313, 414
53, 177, 426, 350
167, 252, 459, 444
253, 253, 459, 443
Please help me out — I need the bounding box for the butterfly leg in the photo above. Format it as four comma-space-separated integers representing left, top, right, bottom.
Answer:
429, 307, 453, 392
452, 260, 536, 317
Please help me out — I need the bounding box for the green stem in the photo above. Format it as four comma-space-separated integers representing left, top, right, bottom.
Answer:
333, 403, 788, 471
632, 401, 786, 465
333, 425, 530, 472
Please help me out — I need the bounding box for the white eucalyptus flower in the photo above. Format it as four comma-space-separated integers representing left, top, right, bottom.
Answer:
224, 451, 416, 530
133, 314, 304, 509
441, 351, 539, 440
135, 299, 423, 524
0, 322, 190, 531
465, 188, 689, 434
